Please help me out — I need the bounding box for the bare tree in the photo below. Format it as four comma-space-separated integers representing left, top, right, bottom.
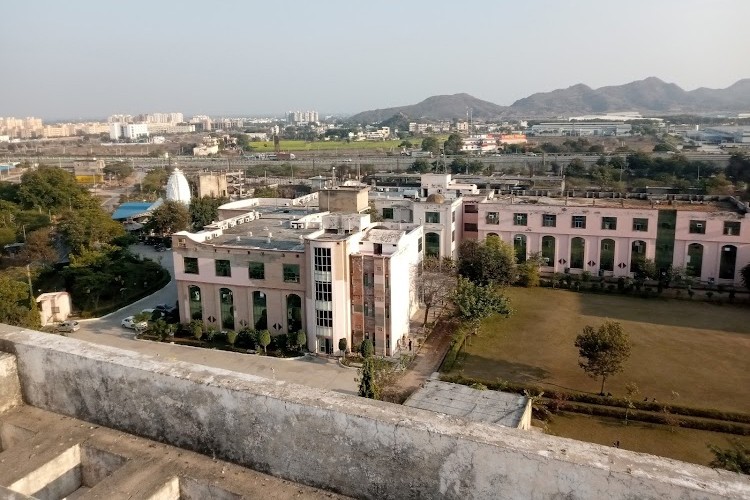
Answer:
418, 257, 456, 326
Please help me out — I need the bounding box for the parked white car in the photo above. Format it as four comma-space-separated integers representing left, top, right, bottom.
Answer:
121, 316, 148, 330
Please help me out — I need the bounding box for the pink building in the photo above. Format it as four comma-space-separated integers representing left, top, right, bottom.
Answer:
465, 194, 749, 285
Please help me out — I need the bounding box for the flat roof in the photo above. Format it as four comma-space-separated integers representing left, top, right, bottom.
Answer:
363, 228, 404, 244
484, 195, 740, 212
209, 207, 320, 251
111, 201, 160, 220
404, 378, 528, 428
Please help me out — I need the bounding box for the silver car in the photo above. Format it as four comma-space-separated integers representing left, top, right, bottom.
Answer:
55, 321, 80, 334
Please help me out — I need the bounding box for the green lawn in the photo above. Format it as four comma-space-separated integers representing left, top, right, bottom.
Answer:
448, 288, 750, 413
546, 412, 750, 467
246, 136, 450, 153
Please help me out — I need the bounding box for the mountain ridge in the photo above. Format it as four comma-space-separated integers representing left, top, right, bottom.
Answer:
348, 78, 750, 122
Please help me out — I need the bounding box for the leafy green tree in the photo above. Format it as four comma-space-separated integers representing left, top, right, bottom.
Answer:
58, 207, 125, 255
443, 134, 463, 155
452, 277, 512, 336
0, 271, 40, 328
253, 186, 279, 198
141, 168, 169, 196
18, 166, 95, 212
703, 173, 734, 195
146, 200, 190, 236
189, 196, 228, 230
574, 321, 632, 395
103, 162, 133, 182
258, 329, 271, 354
565, 158, 587, 177
359, 338, 374, 358
741, 263, 750, 292
409, 158, 433, 173
421, 137, 439, 155
338, 337, 347, 355
398, 140, 413, 149
457, 237, 517, 286
358, 358, 379, 399
150, 319, 175, 341
708, 439, 750, 474
517, 252, 543, 287
725, 153, 750, 184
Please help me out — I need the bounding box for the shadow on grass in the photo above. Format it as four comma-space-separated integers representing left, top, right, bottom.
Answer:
455, 353, 551, 385
575, 291, 750, 334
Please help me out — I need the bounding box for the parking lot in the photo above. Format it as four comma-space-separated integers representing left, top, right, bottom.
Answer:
71, 244, 358, 394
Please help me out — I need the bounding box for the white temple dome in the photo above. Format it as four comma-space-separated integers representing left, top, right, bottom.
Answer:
165, 168, 191, 205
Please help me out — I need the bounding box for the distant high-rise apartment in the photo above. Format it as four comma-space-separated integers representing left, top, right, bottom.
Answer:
287, 110, 319, 124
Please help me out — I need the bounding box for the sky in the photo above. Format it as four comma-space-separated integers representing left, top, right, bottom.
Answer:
1, 0, 749, 120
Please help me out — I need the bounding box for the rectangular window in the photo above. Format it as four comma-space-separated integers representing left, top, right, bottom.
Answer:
542, 214, 556, 227
601, 217, 617, 230
283, 264, 301, 283
452, 230, 455, 242
248, 261, 264, 279
425, 212, 440, 224
572, 216, 586, 229
363, 273, 374, 287
689, 220, 705, 234
364, 302, 375, 317
452, 211, 456, 222
463, 222, 478, 232
315, 281, 332, 302
184, 257, 199, 274
486, 212, 500, 224
633, 218, 648, 232
316, 310, 332, 327
314, 247, 332, 272
385, 304, 390, 318
215, 259, 231, 277
724, 221, 741, 236
514, 213, 527, 226
418, 237, 423, 252
464, 204, 478, 213
382, 208, 394, 220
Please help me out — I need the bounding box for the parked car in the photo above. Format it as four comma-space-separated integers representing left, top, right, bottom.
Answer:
154, 304, 176, 314
55, 320, 80, 333
121, 316, 147, 330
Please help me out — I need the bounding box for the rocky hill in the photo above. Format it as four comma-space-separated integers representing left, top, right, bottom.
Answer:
348, 78, 750, 122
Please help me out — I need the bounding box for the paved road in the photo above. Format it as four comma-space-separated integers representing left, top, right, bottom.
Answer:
72, 244, 358, 395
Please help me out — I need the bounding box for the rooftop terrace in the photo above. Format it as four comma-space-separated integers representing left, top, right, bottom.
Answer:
484, 194, 745, 213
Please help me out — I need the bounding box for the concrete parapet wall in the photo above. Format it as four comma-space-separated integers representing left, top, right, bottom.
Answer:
0, 325, 747, 500
0, 352, 22, 414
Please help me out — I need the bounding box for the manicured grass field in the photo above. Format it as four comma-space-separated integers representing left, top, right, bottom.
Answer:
448, 287, 750, 413
546, 412, 750, 467
246, 136, 449, 153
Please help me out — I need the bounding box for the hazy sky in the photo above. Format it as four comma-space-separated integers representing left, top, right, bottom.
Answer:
2, 0, 749, 120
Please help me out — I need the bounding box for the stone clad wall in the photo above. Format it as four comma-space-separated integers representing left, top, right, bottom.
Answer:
0, 353, 22, 414
0, 326, 747, 500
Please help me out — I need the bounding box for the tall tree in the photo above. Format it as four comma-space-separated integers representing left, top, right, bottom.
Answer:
419, 257, 456, 326
574, 321, 632, 395
146, 201, 190, 236
189, 196, 228, 230
452, 276, 512, 336
58, 207, 125, 255
0, 271, 40, 328
358, 358, 379, 399
18, 227, 57, 267
421, 137, 439, 155
443, 134, 464, 155
141, 168, 169, 196
457, 237, 517, 286
103, 162, 134, 183
18, 166, 94, 212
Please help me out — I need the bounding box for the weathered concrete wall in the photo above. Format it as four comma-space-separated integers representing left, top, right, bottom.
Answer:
0, 326, 748, 500
0, 353, 22, 414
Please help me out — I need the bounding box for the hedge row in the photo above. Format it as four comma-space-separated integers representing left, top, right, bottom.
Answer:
440, 324, 468, 372
440, 374, 750, 425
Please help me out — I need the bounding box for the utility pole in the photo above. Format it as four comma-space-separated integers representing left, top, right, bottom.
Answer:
26, 264, 34, 307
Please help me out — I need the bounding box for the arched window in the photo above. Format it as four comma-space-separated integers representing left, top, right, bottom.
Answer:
188, 285, 202, 320
570, 237, 585, 269
687, 243, 703, 277
514, 234, 527, 263
541, 236, 555, 266
630, 240, 646, 273
253, 291, 268, 331
287, 294, 302, 333
719, 245, 737, 280
219, 288, 234, 330
600, 239, 615, 272
425, 232, 440, 258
